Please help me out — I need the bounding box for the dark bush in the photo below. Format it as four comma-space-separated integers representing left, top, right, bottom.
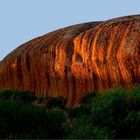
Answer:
14, 105, 48, 139
66, 87, 131, 139
123, 111, 140, 139
16, 90, 37, 104
0, 101, 48, 139
37, 96, 44, 104
66, 115, 115, 139
47, 108, 67, 138
0, 100, 19, 138
66, 104, 92, 118
130, 85, 140, 110
46, 96, 67, 109
0, 90, 16, 100
80, 92, 97, 104
0, 90, 37, 104
0, 86, 140, 139
91, 87, 129, 128
0, 100, 17, 138
0, 99, 67, 139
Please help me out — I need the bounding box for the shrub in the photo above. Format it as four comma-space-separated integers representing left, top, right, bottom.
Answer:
46, 96, 67, 109
91, 87, 129, 126
0, 100, 67, 139
130, 85, 140, 110
66, 115, 93, 139
16, 107, 67, 139
16, 90, 37, 104
66, 115, 114, 139
123, 111, 140, 139
0, 100, 20, 138
66, 104, 92, 118
0, 86, 140, 139
47, 108, 68, 138
15, 105, 49, 139
0, 100, 17, 138
0, 90, 16, 100
80, 92, 97, 104
0, 90, 37, 104
37, 96, 44, 104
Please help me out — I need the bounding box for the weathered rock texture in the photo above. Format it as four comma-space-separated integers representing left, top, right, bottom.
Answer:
0, 15, 140, 105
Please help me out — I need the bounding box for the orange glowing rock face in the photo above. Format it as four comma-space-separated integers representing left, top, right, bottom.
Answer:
0, 15, 140, 105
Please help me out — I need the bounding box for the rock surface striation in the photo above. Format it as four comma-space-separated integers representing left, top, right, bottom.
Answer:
0, 15, 140, 105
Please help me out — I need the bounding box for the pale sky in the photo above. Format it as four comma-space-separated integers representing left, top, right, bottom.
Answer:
0, 0, 140, 60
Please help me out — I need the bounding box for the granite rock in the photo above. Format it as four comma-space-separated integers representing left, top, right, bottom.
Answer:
0, 15, 140, 105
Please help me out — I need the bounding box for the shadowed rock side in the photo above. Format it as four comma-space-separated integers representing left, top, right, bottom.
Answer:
0, 15, 140, 105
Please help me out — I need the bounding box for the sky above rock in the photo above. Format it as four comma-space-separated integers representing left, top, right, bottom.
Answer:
0, 0, 140, 60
